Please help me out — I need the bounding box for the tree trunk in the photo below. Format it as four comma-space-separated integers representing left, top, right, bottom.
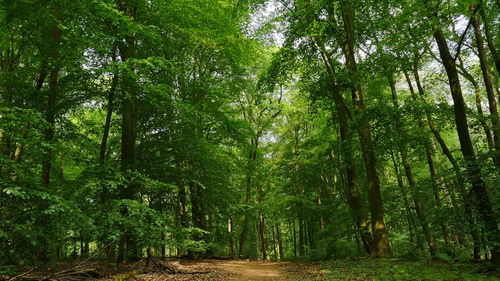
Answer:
411, 62, 483, 260
239, 138, 258, 256
277, 224, 284, 260
456, 58, 494, 154
228, 218, 234, 257
430, 17, 500, 264
479, 3, 500, 78
177, 171, 188, 255
41, 6, 61, 188
37, 5, 61, 263
188, 180, 206, 259
116, 0, 139, 262
391, 152, 416, 247
292, 220, 297, 258
258, 213, 268, 260
299, 218, 305, 256
339, 0, 392, 257
314, 39, 373, 255
389, 77, 437, 257
471, 8, 500, 168
99, 45, 118, 164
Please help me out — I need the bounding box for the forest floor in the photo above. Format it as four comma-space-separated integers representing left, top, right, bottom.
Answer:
3, 258, 499, 281
117, 259, 325, 281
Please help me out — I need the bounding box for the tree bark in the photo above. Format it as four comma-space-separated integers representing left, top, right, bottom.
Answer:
258, 212, 268, 260
389, 76, 437, 257
239, 138, 258, 257
339, 0, 392, 257
257, 184, 268, 260
456, 58, 494, 153
41, 7, 61, 187
314, 39, 373, 255
228, 218, 234, 257
428, 11, 500, 263
410, 64, 483, 259
117, 0, 138, 262
391, 152, 416, 247
478, 2, 500, 78
471, 7, 500, 168
99, 45, 118, 164
276, 224, 284, 260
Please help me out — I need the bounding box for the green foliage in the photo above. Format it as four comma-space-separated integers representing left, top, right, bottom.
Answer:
323, 259, 500, 281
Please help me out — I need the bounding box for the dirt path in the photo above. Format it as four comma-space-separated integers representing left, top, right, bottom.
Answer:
215, 260, 288, 281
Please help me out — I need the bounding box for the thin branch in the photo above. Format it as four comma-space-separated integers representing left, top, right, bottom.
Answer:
452, 5, 480, 62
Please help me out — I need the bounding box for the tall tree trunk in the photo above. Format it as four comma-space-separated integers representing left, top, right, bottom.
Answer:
410, 63, 483, 259
37, 4, 61, 263
239, 138, 258, 256
257, 184, 268, 260
292, 220, 297, 258
41, 6, 61, 188
271, 226, 278, 260
258, 213, 268, 260
391, 152, 417, 248
316, 188, 325, 230
276, 224, 284, 260
176, 169, 188, 256
425, 141, 452, 247
313, 39, 373, 255
478, 2, 500, 78
299, 218, 305, 256
389, 77, 437, 257
228, 218, 234, 257
471, 7, 500, 167
429, 13, 500, 263
116, 0, 139, 262
339, 1, 392, 257
189, 180, 205, 259
99, 45, 118, 164
456, 58, 494, 153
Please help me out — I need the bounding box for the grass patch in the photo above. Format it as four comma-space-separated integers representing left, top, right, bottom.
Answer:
322, 258, 499, 281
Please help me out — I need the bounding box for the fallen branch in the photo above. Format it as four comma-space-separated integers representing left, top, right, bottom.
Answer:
8, 267, 37, 281
18, 240, 116, 281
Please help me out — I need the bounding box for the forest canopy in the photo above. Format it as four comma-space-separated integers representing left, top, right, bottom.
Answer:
0, 0, 499, 274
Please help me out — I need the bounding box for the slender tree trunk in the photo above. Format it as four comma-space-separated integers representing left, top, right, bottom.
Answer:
471, 8, 500, 167
314, 39, 373, 255
391, 152, 416, 247
292, 220, 297, 258
258, 213, 268, 260
116, 0, 139, 262
239, 139, 258, 256
456, 59, 494, 153
389, 77, 437, 257
429, 16, 500, 263
308, 219, 315, 250
228, 218, 234, 257
271, 226, 278, 260
411, 63, 483, 259
299, 218, 305, 256
277, 224, 284, 260
99, 46, 118, 164
478, 3, 500, 78
315, 188, 326, 230
41, 7, 61, 188
189, 180, 205, 259
177, 170, 188, 256
37, 5, 61, 263
257, 183, 268, 260
338, 1, 392, 257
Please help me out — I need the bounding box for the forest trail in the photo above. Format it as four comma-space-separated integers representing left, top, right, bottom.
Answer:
215, 260, 287, 280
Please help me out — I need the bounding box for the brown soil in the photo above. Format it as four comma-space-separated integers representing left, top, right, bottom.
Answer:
215, 260, 287, 281
6, 259, 325, 281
